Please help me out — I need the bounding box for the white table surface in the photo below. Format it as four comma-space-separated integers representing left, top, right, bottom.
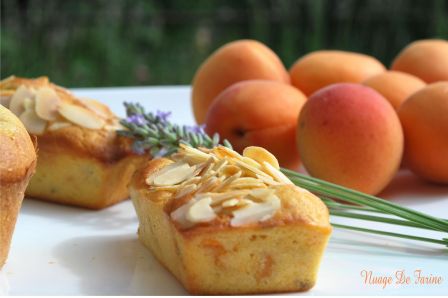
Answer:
1, 86, 447, 295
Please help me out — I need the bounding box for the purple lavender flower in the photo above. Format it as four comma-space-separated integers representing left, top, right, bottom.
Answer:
156, 110, 172, 123
186, 124, 206, 134
126, 114, 146, 126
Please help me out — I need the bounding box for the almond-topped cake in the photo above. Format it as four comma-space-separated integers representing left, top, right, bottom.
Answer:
130, 144, 332, 294
0, 76, 148, 209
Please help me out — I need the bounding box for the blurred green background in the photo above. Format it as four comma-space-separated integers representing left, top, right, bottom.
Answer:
1, 0, 447, 87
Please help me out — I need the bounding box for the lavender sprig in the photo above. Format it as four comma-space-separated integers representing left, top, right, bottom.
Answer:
118, 102, 448, 248
117, 102, 232, 157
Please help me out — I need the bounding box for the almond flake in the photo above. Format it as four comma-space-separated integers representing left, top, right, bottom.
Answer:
175, 184, 197, 199
81, 98, 113, 119
19, 109, 47, 135
243, 146, 280, 169
186, 197, 216, 223
9, 85, 35, 116
205, 190, 251, 205
212, 158, 228, 172
35, 87, 61, 121
255, 174, 282, 186
47, 121, 72, 131
153, 162, 197, 186
213, 171, 242, 192
180, 176, 201, 186
242, 156, 262, 169
170, 199, 196, 229
58, 102, 105, 129
153, 185, 179, 192
212, 145, 243, 160
179, 144, 212, 163
222, 198, 239, 208
0, 90, 14, 107
219, 165, 241, 177
262, 162, 293, 185
233, 158, 273, 180
249, 188, 276, 201
230, 194, 281, 227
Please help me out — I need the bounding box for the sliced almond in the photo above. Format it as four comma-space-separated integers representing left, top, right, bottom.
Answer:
219, 165, 241, 177
213, 171, 242, 192
249, 188, 276, 202
153, 162, 197, 186
262, 162, 293, 185
175, 184, 197, 199
145, 160, 175, 185
47, 121, 72, 131
205, 190, 251, 205
0, 90, 14, 107
241, 156, 262, 169
222, 198, 239, 208
212, 158, 228, 172
35, 87, 61, 121
243, 146, 280, 169
19, 109, 47, 135
255, 174, 282, 186
229, 177, 267, 190
230, 194, 281, 227
186, 197, 216, 223
9, 85, 35, 116
212, 145, 243, 160
233, 158, 272, 180
179, 144, 212, 163
23, 97, 34, 110
196, 176, 219, 193
153, 185, 179, 192
170, 199, 196, 229
58, 102, 105, 130
81, 98, 113, 119
180, 176, 201, 187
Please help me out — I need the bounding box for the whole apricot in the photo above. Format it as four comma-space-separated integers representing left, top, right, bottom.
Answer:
289, 50, 386, 96
391, 39, 448, 83
398, 82, 448, 184
297, 83, 403, 195
363, 71, 426, 110
192, 40, 289, 123
205, 80, 306, 169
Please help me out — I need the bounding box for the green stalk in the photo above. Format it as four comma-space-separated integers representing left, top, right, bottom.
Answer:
329, 210, 438, 230
283, 168, 448, 232
332, 224, 448, 247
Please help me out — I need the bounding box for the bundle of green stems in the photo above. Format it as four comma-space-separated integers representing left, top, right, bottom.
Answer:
118, 102, 448, 248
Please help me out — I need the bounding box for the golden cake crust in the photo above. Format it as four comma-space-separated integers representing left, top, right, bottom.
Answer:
133, 157, 331, 231
1, 75, 147, 209
0, 105, 37, 182
0, 105, 37, 268
130, 147, 332, 294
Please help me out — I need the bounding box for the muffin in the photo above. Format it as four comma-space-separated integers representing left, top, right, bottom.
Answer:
130, 144, 332, 294
0, 105, 37, 268
0, 76, 147, 209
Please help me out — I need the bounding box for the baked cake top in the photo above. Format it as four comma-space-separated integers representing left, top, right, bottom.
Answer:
140, 144, 331, 231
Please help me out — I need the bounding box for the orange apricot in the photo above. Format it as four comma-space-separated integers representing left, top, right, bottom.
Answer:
205, 80, 306, 169
363, 71, 426, 110
398, 82, 448, 184
297, 83, 403, 195
289, 50, 386, 96
192, 40, 289, 124
391, 39, 448, 83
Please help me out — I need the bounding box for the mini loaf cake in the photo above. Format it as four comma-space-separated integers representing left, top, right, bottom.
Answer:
130, 144, 332, 294
0, 105, 37, 268
0, 76, 147, 209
